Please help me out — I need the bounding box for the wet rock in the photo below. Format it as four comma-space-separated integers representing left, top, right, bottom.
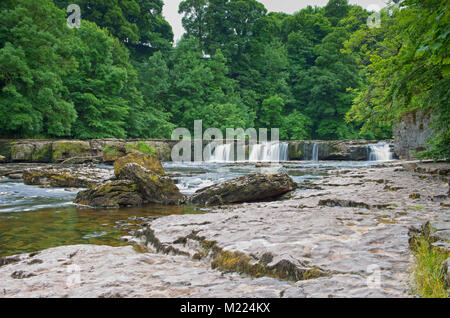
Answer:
287, 140, 376, 161
23, 167, 113, 188
114, 152, 165, 178
8, 174, 23, 180
117, 163, 185, 205
102, 141, 127, 163
11, 271, 36, 279
0, 255, 22, 267
188, 171, 296, 206
74, 180, 144, 208
318, 199, 391, 210
52, 141, 91, 163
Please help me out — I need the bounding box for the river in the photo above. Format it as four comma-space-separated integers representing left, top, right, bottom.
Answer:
0, 160, 385, 257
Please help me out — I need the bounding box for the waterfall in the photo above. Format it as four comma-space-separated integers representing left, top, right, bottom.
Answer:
368, 142, 393, 161
208, 143, 233, 162
312, 143, 319, 161
303, 142, 319, 161
249, 141, 288, 162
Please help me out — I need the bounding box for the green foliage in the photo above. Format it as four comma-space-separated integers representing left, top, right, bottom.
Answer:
54, 0, 174, 58
0, 0, 77, 137
280, 111, 313, 140
1, 0, 445, 148
346, 0, 449, 158
412, 235, 449, 298
126, 142, 156, 156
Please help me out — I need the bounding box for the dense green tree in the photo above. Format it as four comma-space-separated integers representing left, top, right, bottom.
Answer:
64, 22, 135, 138
167, 36, 252, 133
324, 0, 350, 26
54, 0, 173, 59
280, 111, 312, 140
0, 0, 77, 137
2, 0, 440, 148
346, 0, 449, 158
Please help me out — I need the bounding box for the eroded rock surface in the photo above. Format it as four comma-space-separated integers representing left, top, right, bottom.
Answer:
114, 152, 165, 177
117, 163, 185, 205
74, 157, 184, 207
74, 180, 144, 208
23, 166, 114, 188
138, 163, 449, 297
188, 171, 296, 206
0, 245, 296, 298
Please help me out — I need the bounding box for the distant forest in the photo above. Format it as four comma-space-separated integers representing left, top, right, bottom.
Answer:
0, 0, 448, 157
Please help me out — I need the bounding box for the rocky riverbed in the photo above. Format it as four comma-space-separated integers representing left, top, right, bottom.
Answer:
0, 161, 448, 297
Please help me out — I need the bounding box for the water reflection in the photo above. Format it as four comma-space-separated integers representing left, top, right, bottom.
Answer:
0, 205, 202, 257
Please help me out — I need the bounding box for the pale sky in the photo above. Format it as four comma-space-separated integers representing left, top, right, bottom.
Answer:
163, 0, 389, 43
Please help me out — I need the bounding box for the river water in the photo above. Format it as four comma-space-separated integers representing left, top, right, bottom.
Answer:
0, 160, 384, 257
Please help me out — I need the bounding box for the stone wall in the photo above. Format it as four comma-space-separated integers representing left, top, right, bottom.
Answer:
0, 139, 394, 163
393, 111, 434, 160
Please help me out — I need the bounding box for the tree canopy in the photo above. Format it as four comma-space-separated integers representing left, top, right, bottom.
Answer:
0, 0, 447, 158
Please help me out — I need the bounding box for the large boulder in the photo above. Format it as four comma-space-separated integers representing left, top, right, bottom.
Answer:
117, 163, 185, 205
114, 152, 165, 178
188, 171, 296, 206
23, 166, 113, 188
102, 141, 127, 163
74, 180, 144, 208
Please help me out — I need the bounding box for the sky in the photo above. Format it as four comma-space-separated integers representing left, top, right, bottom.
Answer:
163, 0, 389, 43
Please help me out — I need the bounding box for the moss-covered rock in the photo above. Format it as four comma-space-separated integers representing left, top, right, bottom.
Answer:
52, 141, 91, 163
147, 141, 172, 162
11, 143, 34, 162
74, 180, 145, 208
23, 169, 98, 188
117, 163, 185, 205
125, 142, 156, 156
31, 142, 53, 162
102, 142, 127, 163
4, 141, 52, 163
23, 166, 113, 188
114, 152, 165, 178
0, 155, 5, 163
188, 171, 296, 206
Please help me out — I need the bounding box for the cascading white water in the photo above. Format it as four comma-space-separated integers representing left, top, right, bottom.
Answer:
249, 141, 288, 162
208, 143, 234, 162
312, 143, 319, 161
368, 142, 393, 161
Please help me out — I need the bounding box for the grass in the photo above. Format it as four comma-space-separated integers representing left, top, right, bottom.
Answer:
412, 235, 449, 298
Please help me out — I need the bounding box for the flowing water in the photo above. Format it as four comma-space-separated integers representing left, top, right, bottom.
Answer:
0, 160, 383, 257
368, 142, 393, 161
206, 141, 289, 162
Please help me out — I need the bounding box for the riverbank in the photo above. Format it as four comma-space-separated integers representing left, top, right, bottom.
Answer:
0, 160, 448, 297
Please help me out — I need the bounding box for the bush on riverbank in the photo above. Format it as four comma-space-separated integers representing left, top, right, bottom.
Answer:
412, 235, 449, 298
